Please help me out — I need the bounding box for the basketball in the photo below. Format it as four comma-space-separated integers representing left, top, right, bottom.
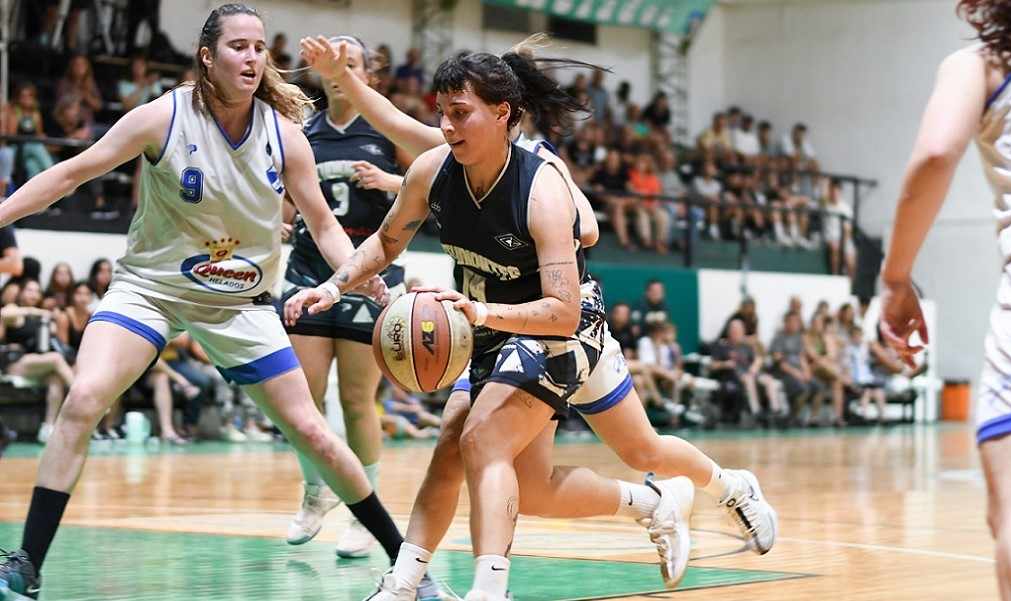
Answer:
372, 292, 473, 393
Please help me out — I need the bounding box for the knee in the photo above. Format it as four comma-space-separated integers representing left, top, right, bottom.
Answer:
61, 381, 109, 426
340, 391, 377, 423
616, 443, 661, 473
459, 414, 503, 467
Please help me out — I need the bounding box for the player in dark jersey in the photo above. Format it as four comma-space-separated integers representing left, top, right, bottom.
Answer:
289, 37, 703, 601
276, 36, 444, 600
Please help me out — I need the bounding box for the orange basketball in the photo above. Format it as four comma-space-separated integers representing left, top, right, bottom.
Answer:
372, 292, 473, 393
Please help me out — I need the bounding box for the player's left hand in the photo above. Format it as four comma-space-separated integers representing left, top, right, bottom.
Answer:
284, 286, 338, 326
879, 277, 929, 368
351, 161, 400, 193
412, 286, 479, 324
300, 36, 349, 82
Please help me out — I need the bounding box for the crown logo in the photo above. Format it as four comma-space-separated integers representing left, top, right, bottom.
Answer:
204, 237, 240, 263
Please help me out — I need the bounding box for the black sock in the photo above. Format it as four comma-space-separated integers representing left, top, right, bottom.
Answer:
20, 487, 70, 572
346, 492, 404, 562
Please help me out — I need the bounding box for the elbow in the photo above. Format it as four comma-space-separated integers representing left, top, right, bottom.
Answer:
580, 225, 600, 248
558, 305, 581, 336
919, 145, 959, 170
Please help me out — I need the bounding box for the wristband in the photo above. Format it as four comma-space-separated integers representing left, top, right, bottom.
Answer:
472, 301, 488, 327
319, 281, 341, 303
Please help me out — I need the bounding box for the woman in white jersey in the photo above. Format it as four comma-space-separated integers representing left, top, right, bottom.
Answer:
292, 37, 777, 599
881, 2, 1011, 597
0, 6, 428, 600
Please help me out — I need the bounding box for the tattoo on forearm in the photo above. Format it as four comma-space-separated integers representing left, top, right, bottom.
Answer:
538, 260, 576, 269
379, 220, 400, 246
403, 219, 424, 232
545, 268, 575, 303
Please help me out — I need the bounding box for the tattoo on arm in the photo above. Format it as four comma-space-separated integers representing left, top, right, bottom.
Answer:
539, 260, 576, 269
544, 268, 575, 304
402, 219, 424, 232
379, 220, 400, 246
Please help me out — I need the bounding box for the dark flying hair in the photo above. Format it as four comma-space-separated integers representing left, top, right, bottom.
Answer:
959, 0, 1011, 63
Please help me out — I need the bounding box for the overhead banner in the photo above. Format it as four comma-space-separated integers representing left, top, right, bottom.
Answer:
481, 0, 714, 35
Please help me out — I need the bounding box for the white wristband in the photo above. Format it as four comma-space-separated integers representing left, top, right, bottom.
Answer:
472, 301, 488, 327
319, 281, 341, 303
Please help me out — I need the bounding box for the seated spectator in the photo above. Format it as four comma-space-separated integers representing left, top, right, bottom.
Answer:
382, 383, 441, 438
162, 333, 210, 440
642, 91, 671, 131
710, 319, 786, 425
0, 279, 74, 444
564, 125, 602, 186
804, 313, 847, 427
757, 121, 775, 159
395, 47, 424, 89
118, 54, 164, 112
607, 302, 636, 356
636, 321, 687, 426
0, 220, 23, 281
87, 258, 112, 309
780, 122, 819, 173
269, 32, 290, 67
47, 94, 110, 217
55, 281, 91, 357
141, 359, 193, 444
721, 296, 759, 340
591, 149, 633, 250
844, 326, 887, 423
626, 152, 670, 253
732, 114, 761, 162
692, 160, 725, 240
696, 112, 733, 159
43, 262, 74, 310
769, 311, 816, 424
6, 83, 54, 181
56, 54, 103, 131
0, 280, 19, 306
630, 279, 671, 339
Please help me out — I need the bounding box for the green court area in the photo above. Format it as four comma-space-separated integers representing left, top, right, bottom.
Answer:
0, 523, 806, 600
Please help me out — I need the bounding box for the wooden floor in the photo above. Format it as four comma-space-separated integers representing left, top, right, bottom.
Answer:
0, 423, 997, 600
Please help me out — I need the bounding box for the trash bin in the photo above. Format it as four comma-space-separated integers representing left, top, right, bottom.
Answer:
941, 380, 971, 422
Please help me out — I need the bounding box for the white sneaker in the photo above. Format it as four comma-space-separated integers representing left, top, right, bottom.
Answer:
362, 569, 415, 601
641, 476, 694, 589
36, 423, 53, 445
243, 427, 273, 442
336, 517, 377, 558
718, 469, 777, 555
286, 482, 342, 545
221, 424, 247, 443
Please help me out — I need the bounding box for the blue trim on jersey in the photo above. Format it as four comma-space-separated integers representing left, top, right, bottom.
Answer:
574, 374, 633, 415
271, 108, 285, 174
149, 89, 177, 166
210, 106, 255, 150
987, 72, 1011, 109
534, 140, 558, 156
978, 413, 1011, 445
451, 376, 471, 394
89, 311, 166, 352
218, 347, 300, 385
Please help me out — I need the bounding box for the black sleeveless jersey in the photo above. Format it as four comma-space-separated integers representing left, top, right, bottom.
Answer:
427, 143, 585, 309
287, 112, 398, 286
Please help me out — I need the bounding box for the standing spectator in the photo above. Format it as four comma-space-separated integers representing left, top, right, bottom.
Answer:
6, 84, 54, 181
612, 80, 632, 125
118, 55, 163, 112
43, 262, 74, 310
394, 48, 424, 89
627, 152, 669, 253
56, 55, 103, 130
822, 179, 856, 277
630, 279, 671, 338
591, 149, 633, 250
586, 69, 609, 122
769, 311, 816, 424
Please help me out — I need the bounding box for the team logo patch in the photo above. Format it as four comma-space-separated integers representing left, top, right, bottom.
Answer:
180, 237, 264, 294
266, 165, 285, 195
495, 234, 528, 251
361, 143, 383, 156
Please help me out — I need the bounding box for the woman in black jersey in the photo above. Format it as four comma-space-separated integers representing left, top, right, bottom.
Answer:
277, 35, 432, 570
288, 37, 705, 600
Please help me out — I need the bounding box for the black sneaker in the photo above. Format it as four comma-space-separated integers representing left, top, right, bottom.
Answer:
0, 549, 40, 600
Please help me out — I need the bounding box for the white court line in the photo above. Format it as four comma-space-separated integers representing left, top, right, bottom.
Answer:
779, 536, 995, 563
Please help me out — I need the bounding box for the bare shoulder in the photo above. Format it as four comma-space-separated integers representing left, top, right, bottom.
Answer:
411, 144, 452, 175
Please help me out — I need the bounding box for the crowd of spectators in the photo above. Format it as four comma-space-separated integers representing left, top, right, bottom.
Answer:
605, 281, 926, 430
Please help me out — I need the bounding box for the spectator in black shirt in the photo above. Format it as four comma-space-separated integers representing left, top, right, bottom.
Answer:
607, 302, 636, 356
592, 149, 634, 250
721, 296, 759, 340
642, 91, 671, 131
630, 279, 671, 338
0, 224, 23, 281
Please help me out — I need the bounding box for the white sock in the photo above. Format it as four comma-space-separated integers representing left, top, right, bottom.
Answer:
615, 481, 661, 520
296, 448, 324, 487
471, 555, 510, 598
702, 464, 735, 501
364, 462, 380, 491
391, 541, 432, 590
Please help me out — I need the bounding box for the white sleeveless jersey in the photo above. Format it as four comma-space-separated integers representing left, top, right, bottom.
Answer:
115, 85, 287, 308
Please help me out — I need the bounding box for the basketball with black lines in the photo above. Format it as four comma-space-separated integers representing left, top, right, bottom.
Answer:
372, 292, 473, 393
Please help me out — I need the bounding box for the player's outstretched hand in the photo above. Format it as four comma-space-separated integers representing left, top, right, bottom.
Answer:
284, 286, 338, 326
299, 36, 349, 82
879, 277, 929, 368
351, 161, 399, 192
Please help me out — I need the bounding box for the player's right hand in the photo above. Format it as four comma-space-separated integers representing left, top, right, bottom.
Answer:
283, 286, 337, 326
879, 277, 929, 368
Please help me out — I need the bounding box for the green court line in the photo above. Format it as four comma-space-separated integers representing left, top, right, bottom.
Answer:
0, 523, 807, 600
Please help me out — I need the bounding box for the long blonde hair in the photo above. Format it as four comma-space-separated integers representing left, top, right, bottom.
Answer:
192, 4, 314, 124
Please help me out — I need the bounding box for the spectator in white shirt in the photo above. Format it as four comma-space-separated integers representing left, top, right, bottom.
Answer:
780, 122, 819, 172
693, 160, 725, 240
732, 114, 761, 163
